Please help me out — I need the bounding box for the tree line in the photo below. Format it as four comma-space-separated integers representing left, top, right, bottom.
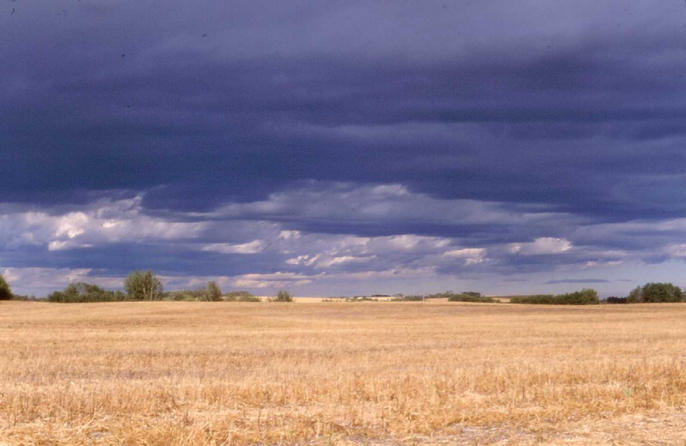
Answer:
509, 283, 684, 304
0, 271, 684, 305
0, 270, 293, 303
369, 283, 686, 305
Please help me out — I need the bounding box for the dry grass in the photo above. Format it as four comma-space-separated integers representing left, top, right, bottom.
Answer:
2, 301, 686, 445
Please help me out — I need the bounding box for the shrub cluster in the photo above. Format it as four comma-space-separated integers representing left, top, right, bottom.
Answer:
270, 290, 293, 302
165, 283, 240, 301
604, 296, 628, 304
627, 283, 683, 303
165, 286, 261, 302
224, 291, 261, 302
391, 295, 424, 301
390, 291, 495, 303
48, 282, 126, 303
125, 270, 163, 301
48, 271, 166, 303
206, 281, 223, 301
164, 289, 207, 301
510, 289, 599, 305
39, 270, 264, 304
446, 291, 495, 303
0, 274, 12, 300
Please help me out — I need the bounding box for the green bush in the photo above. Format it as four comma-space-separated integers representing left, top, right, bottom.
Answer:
446, 292, 495, 303
224, 291, 261, 302
414, 290, 493, 302
0, 274, 12, 300
424, 290, 456, 299
164, 290, 199, 301
236, 295, 261, 302
392, 290, 494, 303
627, 283, 683, 303
125, 270, 163, 301
271, 290, 293, 302
510, 289, 599, 305
48, 282, 126, 303
205, 281, 223, 301
161, 284, 237, 302
391, 295, 424, 301
163, 288, 205, 301
509, 294, 555, 304
604, 296, 628, 304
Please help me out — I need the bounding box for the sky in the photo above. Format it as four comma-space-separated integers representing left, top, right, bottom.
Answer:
2, 0, 686, 297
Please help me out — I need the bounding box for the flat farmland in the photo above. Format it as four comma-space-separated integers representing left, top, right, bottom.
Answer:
2, 301, 686, 445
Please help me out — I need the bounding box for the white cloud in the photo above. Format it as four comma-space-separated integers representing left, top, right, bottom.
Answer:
443, 248, 486, 265
286, 254, 320, 266
509, 237, 573, 255
666, 244, 686, 258
47, 240, 93, 251
316, 255, 375, 268
386, 234, 450, 250
0, 196, 208, 252
55, 212, 89, 239
582, 260, 623, 268
278, 230, 301, 240
201, 240, 265, 254
232, 272, 317, 288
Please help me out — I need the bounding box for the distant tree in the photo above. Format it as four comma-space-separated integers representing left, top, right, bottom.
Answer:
604, 296, 627, 304
627, 286, 643, 303
224, 290, 261, 302
205, 281, 222, 301
125, 270, 163, 301
48, 282, 125, 303
0, 274, 12, 300
627, 283, 683, 303
510, 289, 599, 305
273, 290, 293, 302
447, 292, 495, 303
461, 291, 482, 298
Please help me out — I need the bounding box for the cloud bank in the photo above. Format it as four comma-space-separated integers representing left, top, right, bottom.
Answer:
2, 1, 686, 296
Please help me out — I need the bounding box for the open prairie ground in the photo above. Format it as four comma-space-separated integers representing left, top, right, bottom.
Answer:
2, 301, 686, 445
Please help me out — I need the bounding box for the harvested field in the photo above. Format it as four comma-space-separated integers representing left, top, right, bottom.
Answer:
1, 301, 686, 445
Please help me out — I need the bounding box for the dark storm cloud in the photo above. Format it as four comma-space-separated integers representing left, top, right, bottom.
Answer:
3, 0, 686, 215
3, 0, 686, 294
